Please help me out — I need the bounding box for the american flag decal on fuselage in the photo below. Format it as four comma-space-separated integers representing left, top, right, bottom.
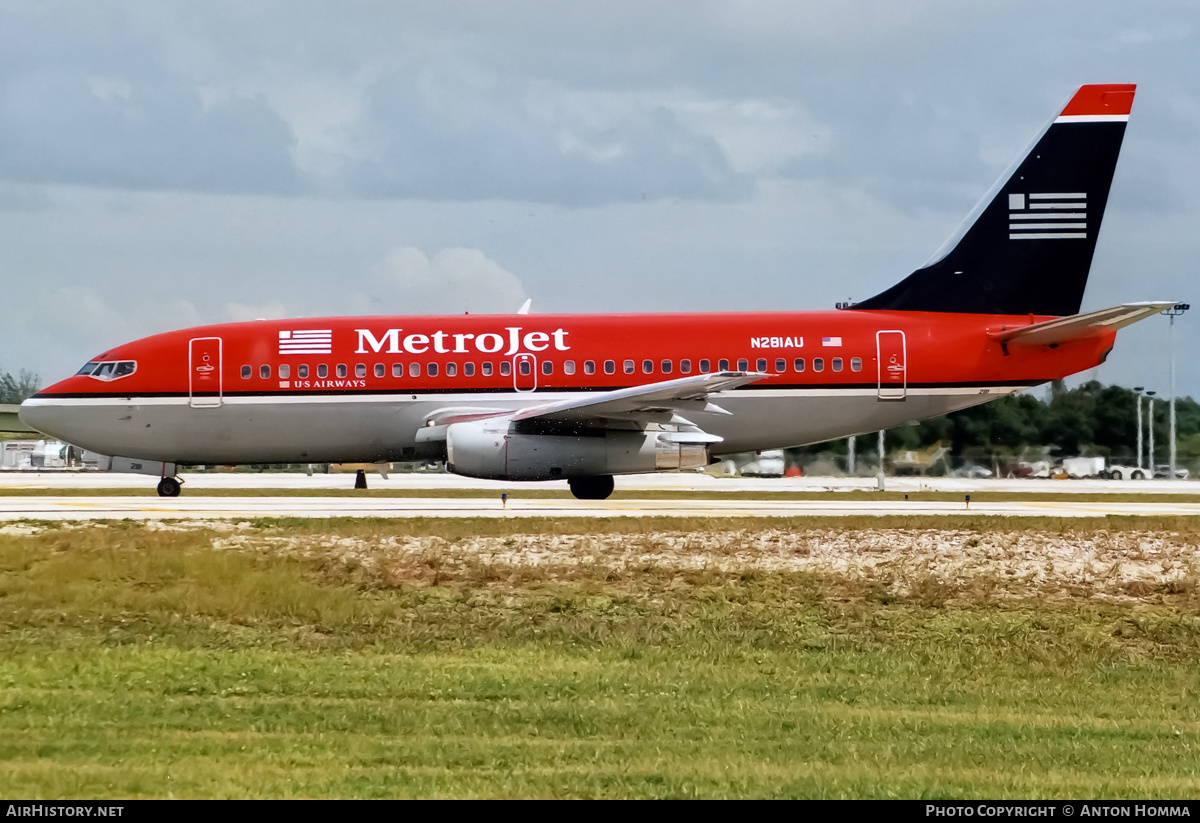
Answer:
1008, 192, 1087, 240
279, 329, 333, 355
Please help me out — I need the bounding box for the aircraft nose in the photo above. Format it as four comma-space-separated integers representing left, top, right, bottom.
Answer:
17, 397, 51, 436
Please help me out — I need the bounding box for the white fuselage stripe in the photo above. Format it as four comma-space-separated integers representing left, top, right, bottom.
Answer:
24, 385, 1033, 408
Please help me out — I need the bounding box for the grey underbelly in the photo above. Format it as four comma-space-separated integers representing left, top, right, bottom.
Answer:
24, 386, 1027, 465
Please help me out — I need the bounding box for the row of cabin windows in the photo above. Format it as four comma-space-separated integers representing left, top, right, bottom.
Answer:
241, 357, 864, 381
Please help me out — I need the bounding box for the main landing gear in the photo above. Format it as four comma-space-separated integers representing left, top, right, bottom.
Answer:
568, 475, 615, 500
156, 476, 182, 497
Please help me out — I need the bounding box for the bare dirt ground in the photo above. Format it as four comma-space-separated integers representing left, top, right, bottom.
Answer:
198, 526, 1200, 605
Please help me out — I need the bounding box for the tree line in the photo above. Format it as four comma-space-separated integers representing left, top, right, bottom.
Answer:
0, 368, 39, 406
795, 380, 1200, 465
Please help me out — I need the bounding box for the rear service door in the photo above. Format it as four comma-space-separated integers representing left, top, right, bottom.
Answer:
876, 330, 906, 400
189, 337, 223, 408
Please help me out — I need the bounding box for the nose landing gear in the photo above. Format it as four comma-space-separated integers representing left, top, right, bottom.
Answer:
156, 476, 182, 497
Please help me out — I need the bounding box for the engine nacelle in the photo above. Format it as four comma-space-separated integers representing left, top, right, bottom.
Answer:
444, 419, 709, 481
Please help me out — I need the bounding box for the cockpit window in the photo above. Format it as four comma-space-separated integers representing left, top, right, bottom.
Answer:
76, 362, 99, 376
86, 360, 137, 381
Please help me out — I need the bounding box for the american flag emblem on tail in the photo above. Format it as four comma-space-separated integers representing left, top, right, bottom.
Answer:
1008, 192, 1087, 240
278, 329, 333, 355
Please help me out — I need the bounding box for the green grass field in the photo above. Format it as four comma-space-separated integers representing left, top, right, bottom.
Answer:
2, 518, 1199, 798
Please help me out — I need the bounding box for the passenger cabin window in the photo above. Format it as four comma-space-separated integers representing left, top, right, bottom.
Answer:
604, 360, 615, 375
624, 360, 635, 374
699, 359, 710, 373
851, 357, 862, 372
813, 358, 824, 372
642, 360, 653, 374
392, 363, 403, 378
680, 359, 692, 375
482, 362, 493, 376
428, 363, 439, 377
298, 365, 309, 379
318, 365, 328, 378
756, 359, 767, 372
661, 359, 672, 374
500, 361, 511, 376
336, 364, 347, 378
260, 365, 271, 379
718, 359, 729, 371
519, 361, 531, 376
775, 359, 786, 373
409, 363, 420, 377
446, 363, 457, 377
737, 359, 748, 372
541, 361, 552, 375
464, 362, 475, 377
279, 364, 290, 379
374, 364, 385, 378
794, 358, 805, 372
564, 360, 576, 375
584, 360, 595, 375
832, 358, 843, 372
355, 364, 366, 378
241, 365, 252, 379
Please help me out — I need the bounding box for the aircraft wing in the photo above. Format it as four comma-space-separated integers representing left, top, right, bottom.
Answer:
988, 302, 1176, 347
418, 372, 768, 443
511, 371, 767, 424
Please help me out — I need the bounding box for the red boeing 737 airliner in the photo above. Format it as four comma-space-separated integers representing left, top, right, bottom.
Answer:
20, 84, 1171, 499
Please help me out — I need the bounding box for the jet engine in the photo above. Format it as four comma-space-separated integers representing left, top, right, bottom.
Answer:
444, 418, 710, 481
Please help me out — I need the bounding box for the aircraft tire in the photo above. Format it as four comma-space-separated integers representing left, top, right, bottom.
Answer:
157, 477, 182, 497
568, 475, 615, 500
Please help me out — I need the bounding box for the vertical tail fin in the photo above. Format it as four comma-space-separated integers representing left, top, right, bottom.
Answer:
855, 84, 1135, 317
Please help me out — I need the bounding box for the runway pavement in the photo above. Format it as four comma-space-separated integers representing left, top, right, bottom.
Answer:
2, 470, 1200, 521
3, 469, 1200, 494
4, 493, 1200, 521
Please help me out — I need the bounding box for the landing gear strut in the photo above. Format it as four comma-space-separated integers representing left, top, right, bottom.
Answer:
156, 477, 182, 497
568, 475, 615, 500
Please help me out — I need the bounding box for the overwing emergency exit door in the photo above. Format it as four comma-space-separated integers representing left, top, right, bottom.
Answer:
876, 330, 906, 400
513, 353, 537, 392
189, 337, 223, 408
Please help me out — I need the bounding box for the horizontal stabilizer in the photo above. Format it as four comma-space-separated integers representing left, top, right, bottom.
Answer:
989, 301, 1175, 346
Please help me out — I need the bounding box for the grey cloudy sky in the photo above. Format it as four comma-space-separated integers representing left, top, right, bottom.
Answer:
1, 1, 1197, 399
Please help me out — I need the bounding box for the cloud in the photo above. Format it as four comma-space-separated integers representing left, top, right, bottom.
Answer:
362, 247, 526, 315
342, 75, 751, 205
0, 69, 303, 194
225, 302, 288, 323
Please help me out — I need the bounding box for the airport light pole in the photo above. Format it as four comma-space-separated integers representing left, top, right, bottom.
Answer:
1134, 387, 1144, 469
1147, 391, 1157, 476
1162, 303, 1190, 479
848, 434, 856, 475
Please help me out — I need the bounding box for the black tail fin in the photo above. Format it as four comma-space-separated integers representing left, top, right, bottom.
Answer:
855, 84, 1135, 317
